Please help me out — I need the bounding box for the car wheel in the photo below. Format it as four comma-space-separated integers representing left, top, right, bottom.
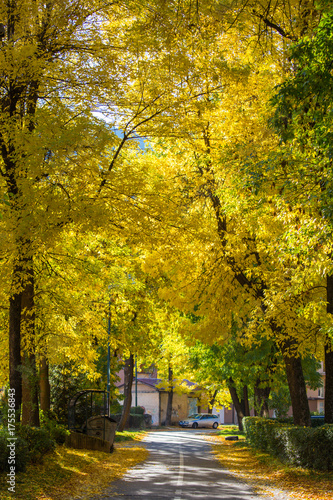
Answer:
212, 422, 218, 429
192, 422, 198, 429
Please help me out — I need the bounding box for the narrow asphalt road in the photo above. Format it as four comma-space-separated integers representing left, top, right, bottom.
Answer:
92, 429, 268, 500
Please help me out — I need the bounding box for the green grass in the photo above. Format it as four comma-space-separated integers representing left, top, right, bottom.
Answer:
217, 425, 246, 439
114, 430, 147, 442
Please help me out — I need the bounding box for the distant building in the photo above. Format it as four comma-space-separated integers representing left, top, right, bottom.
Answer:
306, 362, 325, 415
116, 362, 326, 426
117, 373, 201, 426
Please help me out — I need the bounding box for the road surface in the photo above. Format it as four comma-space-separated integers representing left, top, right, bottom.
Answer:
92, 429, 268, 499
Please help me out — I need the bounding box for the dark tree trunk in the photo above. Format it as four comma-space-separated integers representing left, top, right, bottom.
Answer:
21, 353, 39, 426
254, 380, 271, 417
165, 366, 173, 426
243, 386, 250, 417
281, 339, 311, 426
118, 354, 134, 432
324, 339, 333, 423
227, 378, 246, 431
325, 274, 333, 423
21, 266, 39, 426
209, 177, 311, 428
9, 287, 22, 421
208, 389, 218, 413
39, 357, 51, 415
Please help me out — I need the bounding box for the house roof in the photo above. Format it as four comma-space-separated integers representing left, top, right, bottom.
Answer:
117, 378, 200, 392
133, 378, 201, 392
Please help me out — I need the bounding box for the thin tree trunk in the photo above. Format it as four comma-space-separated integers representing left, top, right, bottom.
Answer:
208, 389, 218, 413
165, 366, 173, 426
254, 380, 271, 417
209, 186, 311, 428
281, 339, 311, 426
21, 353, 39, 425
243, 386, 250, 417
39, 357, 51, 415
227, 378, 245, 431
9, 286, 22, 422
21, 265, 39, 426
325, 274, 333, 423
118, 354, 134, 432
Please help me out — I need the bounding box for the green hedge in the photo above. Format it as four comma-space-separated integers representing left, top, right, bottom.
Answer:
110, 413, 146, 429
243, 417, 333, 471
0, 430, 29, 472
130, 406, 145, 415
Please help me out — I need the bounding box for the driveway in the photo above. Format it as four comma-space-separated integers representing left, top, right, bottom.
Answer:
91, 429, 268, 499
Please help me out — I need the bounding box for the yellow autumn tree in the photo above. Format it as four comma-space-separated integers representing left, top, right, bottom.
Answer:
129, 0, 327, 426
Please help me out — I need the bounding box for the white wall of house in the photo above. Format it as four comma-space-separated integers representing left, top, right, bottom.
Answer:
214, 407, 225, 423
134, 389, 160, 425
118, 381, 160, 425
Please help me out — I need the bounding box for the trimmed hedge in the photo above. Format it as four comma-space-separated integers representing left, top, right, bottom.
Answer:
130, 406, 145, 415
243, 417, 333, 471
110, 413, 147, 429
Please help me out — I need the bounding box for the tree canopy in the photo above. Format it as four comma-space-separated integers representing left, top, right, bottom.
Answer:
0, 0, 331, 427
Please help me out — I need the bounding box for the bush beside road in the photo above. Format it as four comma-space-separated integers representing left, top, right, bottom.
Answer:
210, 431, 333, 500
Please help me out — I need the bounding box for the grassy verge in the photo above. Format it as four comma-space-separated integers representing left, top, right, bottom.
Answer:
0, 432, 148, 500
114, 429, 147, 442
210, 434, 333, 500
217, 424, 246, 439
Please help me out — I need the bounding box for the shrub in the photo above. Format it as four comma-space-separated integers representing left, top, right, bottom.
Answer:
110, 412, 146, 429
130, 406, 145, 415
40, 413, 70, 444
243, 417, 333, 471
0, 428, 29, 472
110, 400, 122, 414
17, 425, 55, 463
310, 415, 325, 428
129, 414, 145, 428
50, 364, 89, 424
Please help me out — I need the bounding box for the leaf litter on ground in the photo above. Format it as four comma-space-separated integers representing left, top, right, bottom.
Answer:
0, 431, 148, 500
208, 433, 333, 500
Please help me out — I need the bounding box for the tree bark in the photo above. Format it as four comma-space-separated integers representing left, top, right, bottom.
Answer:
325, 274, 333, 423
254, 380, 271, 417
208, 182, 310, 428
281, 339, 311, 426
39, 357, 51, 415
243, 386, 250, 417
9, 287, 22, 421
21, 353, 39, 426
227, 378, 246, 431
21, 265, 39, 426
118, 354, 134, 432
208, 389, 218, 413
165, 366, 173, 426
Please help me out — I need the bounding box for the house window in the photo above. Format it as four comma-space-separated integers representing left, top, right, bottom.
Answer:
318, 401, 324, 414
318, 387, 324, 398
188, 398, 198, 415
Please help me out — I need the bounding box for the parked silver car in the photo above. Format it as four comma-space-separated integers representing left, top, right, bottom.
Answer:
179, 413, 219, 429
